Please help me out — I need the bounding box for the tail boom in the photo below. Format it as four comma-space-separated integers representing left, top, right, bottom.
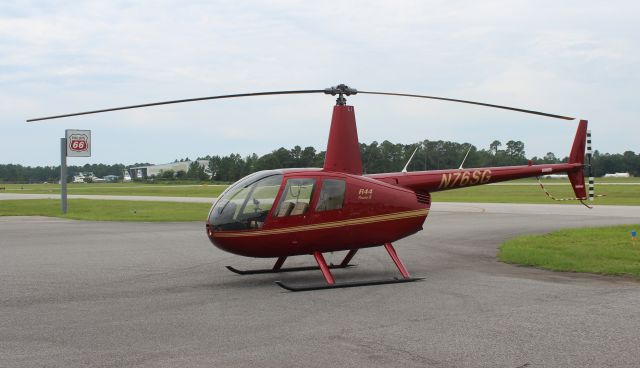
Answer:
368, 120, 588, 198
368, 162, 583, 193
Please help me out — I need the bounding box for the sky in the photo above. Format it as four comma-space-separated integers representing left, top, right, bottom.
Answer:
1, 0, 638, 166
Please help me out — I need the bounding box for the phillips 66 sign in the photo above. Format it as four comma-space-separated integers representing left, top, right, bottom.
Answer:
65, 129, 91, 157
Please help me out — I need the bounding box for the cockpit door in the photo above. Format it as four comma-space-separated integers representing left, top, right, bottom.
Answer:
270, 178, 316, 222
267, 177, 317, 244
306, 177, 350, 245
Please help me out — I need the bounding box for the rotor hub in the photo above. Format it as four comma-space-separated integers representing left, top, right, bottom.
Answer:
324, 84, 358, 105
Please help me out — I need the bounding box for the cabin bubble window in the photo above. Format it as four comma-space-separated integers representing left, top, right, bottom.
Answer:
209, 171, 283, 231
315, 179, 346, 212
275, 178, 316, 217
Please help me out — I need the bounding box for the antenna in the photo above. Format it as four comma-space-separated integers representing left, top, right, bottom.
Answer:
458, 145, 472, 170
402, 145, 420, 173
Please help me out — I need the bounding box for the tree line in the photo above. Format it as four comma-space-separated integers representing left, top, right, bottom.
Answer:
204, 140, 639, 181
1, 139, 638, 183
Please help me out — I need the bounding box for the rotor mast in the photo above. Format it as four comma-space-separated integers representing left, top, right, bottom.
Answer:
322, 84, 363, 175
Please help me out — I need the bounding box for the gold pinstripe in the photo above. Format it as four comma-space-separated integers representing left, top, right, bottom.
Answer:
213, 209, 429, 238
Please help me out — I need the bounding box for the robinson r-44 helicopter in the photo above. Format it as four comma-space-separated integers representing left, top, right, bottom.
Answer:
29, 84, 592, 291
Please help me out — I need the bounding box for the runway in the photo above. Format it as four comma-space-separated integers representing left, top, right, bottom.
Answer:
1, 203, 640, 367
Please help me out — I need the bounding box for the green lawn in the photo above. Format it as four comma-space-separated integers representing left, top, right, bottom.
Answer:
432, 181, 640, 205
0, 178, 638, 222
0, 199, 212, 222
2, 178, 638, 205
499, 225, 640, 278
0, 182, 226, 197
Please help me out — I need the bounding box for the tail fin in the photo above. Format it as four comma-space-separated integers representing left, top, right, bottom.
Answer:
567, 120, 588, 199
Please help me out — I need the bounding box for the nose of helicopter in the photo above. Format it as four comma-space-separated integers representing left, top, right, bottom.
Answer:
206, 224, 214, 239
205, 223, 227, 252
205, 223, 258, 257
206, 224, 222, 247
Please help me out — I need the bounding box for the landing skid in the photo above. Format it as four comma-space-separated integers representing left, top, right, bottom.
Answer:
228, 244, 421, 291
274, 243, 420, 291
275, 277, 423, 292
226, 264, 354, 275
226, 250, 358, 276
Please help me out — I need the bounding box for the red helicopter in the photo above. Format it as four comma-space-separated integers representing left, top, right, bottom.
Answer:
29, 84, 591, 291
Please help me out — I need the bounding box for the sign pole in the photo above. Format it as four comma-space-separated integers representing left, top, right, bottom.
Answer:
61, 128, 90, 213
60, 137, 68, 214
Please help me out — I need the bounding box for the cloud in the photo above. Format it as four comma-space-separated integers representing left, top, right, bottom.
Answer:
1, 0, 638, 166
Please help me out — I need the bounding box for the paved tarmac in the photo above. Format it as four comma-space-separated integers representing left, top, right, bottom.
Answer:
1, 203, 640, 367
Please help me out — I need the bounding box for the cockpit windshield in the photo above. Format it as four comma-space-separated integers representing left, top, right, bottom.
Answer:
208, 170, 283, 231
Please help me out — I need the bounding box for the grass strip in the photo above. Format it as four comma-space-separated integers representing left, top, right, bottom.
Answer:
2, 183, 226, 197
0, 199, 212, 222
498, 225, 640, 277
432, 183, 639, 205
3, 180, 638, 205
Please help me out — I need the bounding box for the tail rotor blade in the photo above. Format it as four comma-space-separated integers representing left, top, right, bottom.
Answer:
586, 129, 594, 201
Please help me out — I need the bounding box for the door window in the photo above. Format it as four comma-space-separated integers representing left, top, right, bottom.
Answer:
275, 178, 316, 217
315, 179, 346, 212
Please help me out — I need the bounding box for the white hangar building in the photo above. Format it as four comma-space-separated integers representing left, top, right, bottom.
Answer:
128, 160, 211, 179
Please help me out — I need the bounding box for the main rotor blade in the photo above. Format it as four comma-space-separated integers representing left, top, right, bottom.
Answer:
26, 89, 325, 122
358, 91, 575, 120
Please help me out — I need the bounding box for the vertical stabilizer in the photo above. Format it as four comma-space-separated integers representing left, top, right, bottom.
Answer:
323, 105, 362, 174
567, 120, 588, 199
569, 120, 588, 164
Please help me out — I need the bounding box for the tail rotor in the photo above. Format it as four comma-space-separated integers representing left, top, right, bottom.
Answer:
586, 129, 595, 202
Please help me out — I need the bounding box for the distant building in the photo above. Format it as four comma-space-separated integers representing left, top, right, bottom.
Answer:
603, 172, 631, 178
128, 160, 212, 179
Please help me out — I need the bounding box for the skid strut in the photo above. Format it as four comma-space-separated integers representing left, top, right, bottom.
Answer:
313, 251, 335, 284
384, 242, 410, 278
275, 243, 422, 291
226, 255, 354, 275
340, 249, 358, 267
